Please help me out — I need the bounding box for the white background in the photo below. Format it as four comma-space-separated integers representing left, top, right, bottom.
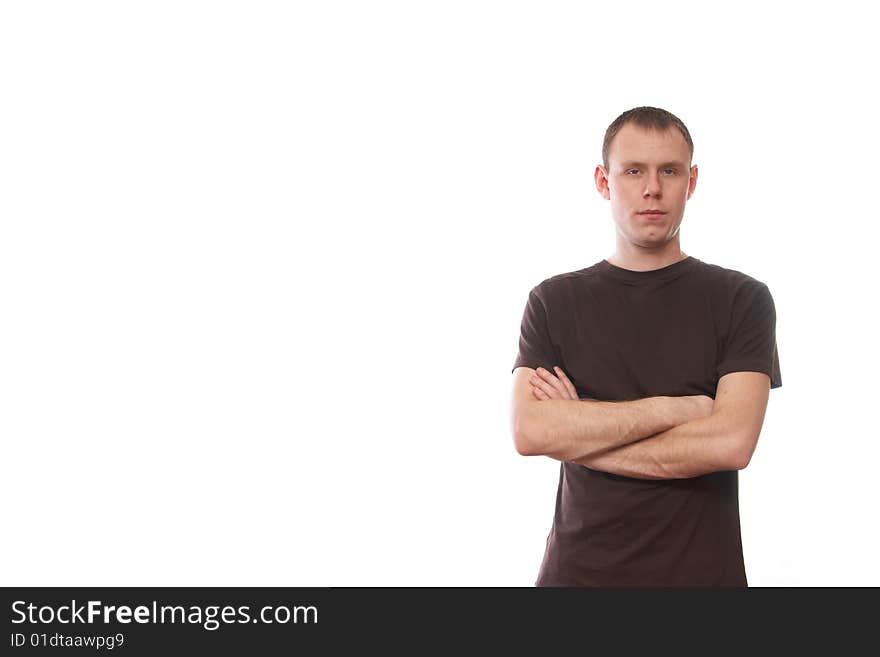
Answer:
1, 1, 877, 586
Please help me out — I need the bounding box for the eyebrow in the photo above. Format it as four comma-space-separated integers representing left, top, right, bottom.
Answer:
619, 161, 688, 169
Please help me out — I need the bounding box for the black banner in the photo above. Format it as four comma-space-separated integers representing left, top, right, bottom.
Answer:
1, 587, 874, 653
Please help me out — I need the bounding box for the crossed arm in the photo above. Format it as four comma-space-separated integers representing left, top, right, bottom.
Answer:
512, 366, 771, 480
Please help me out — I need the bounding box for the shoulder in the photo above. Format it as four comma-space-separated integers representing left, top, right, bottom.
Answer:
692, 259, 778, 326
529, 262, 604, 299
692, 258, 773, 295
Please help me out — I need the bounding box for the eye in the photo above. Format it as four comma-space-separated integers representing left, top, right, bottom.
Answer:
626, 169, 640, 175
663, 168, 676, 175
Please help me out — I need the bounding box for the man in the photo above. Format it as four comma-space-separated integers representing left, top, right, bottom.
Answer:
510, 106, 781, 586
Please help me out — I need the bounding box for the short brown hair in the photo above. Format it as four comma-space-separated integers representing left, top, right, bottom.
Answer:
602, 106, 694, 170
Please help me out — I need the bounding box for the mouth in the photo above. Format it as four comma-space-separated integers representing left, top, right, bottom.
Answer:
638, 211, 667, 218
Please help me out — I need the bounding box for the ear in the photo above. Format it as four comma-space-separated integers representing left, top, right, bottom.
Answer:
595, 165, 611, 200
686, 164, 698, 200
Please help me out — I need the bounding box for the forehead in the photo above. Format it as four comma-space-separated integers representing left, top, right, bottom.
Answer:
608, 123, 690, 167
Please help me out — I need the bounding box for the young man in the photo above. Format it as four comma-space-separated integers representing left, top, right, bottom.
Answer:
510, 106, 782, 586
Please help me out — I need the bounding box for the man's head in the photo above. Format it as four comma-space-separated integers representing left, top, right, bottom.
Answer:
595, 106, 698, 254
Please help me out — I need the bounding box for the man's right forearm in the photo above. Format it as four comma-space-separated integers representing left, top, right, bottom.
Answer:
520, 396, 696, 462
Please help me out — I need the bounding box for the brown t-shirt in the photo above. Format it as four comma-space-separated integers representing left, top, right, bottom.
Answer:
511, 256, 782, 586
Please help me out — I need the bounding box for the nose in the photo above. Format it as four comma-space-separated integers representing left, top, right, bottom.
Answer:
643, 172, 662, 197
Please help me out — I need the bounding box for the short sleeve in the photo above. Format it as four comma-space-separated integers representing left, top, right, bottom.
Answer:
716, 282, 782, 388
511, 287, 560, 374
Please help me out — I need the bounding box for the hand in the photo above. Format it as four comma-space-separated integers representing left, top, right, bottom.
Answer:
529, 366, 579, 401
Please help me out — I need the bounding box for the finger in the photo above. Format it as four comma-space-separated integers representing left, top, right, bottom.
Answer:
532, 386, 549, 400
530, 374, 561, 399
544, 366, 575, 400
553, 366, 578, 399
532, 370, 568, 400
535, 367, 567, 397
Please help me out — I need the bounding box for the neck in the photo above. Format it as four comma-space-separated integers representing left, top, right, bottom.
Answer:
607, 242, 688, 272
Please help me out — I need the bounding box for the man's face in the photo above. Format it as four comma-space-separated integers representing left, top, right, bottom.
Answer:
596, 123, 698, 250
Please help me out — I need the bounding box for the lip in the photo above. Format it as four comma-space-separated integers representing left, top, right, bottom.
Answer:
638, 211, 667, 217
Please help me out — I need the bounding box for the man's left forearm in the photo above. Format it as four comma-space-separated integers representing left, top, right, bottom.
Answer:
572, 411, 744, 480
